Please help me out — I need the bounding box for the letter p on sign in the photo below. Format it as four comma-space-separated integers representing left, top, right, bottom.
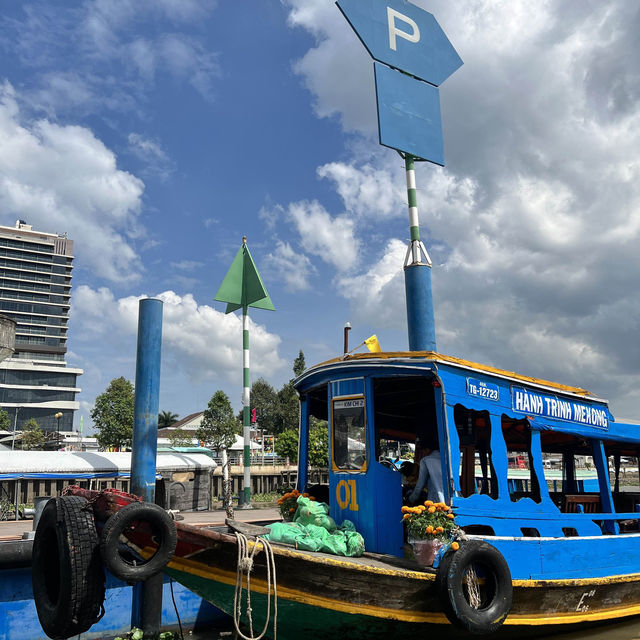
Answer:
387, 7, 420, 51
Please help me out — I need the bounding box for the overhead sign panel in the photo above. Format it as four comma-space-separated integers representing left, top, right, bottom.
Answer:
336, 0, 462, 86
374, 62, 443, 165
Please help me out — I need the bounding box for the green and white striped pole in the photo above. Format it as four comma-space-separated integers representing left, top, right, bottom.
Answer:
403, 154, 437, 351
214, 235, 275, 511
242, 305, 252, 507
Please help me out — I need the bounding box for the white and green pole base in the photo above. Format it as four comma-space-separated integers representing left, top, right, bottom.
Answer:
403, 153, 437, 352
241, 308, 252, 508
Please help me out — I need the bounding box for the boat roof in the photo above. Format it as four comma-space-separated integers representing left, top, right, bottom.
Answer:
0, 450, 216, 476
302, 351, 594, 398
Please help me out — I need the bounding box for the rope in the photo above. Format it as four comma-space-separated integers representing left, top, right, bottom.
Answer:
464, 564, 482, 609
233, 532, 278, 640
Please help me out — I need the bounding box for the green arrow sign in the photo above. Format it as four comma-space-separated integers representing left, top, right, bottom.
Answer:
214, 238, 275, 313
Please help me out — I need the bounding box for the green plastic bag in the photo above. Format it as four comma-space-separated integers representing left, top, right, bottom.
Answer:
294, 496, 336, 532
264, 500, 365, 557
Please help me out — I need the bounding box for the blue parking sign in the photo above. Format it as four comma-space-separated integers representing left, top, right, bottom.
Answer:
374, 62, 444, 164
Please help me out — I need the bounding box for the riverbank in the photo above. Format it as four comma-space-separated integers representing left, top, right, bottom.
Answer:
0, 504, 281, 540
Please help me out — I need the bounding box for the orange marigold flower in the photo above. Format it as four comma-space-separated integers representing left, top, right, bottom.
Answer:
417, 505, 426, 512
289, 507, 295, 512
447, 513, 455, 520
309, 497, 316, 501
403, 513, 411, 520
451, 541, 459, 551
428, 506, 436, 514
435, 526, 444, 533
302, 493, 309, 497
426, 525, 434, 534
424, 500, 434, 506
401, 506, 411, 513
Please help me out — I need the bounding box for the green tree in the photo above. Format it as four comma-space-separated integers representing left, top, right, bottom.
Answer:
0, 408, 10, 432
196, 390, 238, 452
309, 421, 329, 467
168, 428, 193, 447
247, 378, 279, 434
293, 350, 306, 377
277, 382, 299, 434
273, 350, 306, 435
274, 429, 298, 463
158, 410, 179, 428
21, 418, 45, 450
91, 377, 135, 450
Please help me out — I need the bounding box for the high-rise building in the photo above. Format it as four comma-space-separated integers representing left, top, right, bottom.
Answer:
0, 220, 82, 433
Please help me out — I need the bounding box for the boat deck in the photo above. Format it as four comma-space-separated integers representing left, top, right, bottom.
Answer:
217, 520, 435, 575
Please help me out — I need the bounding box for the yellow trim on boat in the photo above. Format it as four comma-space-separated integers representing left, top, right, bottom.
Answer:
505, 603, 640, 626
166, 554, 445, 623
513, 571, 640, 588
312, 351, 592, 397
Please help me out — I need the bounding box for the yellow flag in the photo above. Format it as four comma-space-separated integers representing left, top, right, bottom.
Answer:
364, 334, 381, 353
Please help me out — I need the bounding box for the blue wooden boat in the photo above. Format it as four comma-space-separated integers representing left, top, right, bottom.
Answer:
60, 349, 637, 638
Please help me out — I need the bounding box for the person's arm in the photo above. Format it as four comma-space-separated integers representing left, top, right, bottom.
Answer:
408, 457, 429, 504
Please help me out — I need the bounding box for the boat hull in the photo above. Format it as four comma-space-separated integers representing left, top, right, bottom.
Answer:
166, 523, 640, 638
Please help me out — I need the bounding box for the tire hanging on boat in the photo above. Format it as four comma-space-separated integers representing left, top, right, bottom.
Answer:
99, 501, 177, 583
436, 539, 512, 635
31, 496, 106, 640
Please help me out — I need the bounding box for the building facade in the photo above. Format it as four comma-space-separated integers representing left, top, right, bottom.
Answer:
0, 220, 82, 433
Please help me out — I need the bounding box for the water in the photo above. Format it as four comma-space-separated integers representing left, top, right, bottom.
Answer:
187, 617, 640, 640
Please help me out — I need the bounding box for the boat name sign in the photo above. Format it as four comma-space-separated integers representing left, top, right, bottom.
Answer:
511, 387, 609, 430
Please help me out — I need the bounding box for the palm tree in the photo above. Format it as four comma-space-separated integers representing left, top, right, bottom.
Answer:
158, 410, 179, 428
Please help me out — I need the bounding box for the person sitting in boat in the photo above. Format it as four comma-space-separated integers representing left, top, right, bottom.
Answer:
407, 437, 445, 505
400, 460, 419, 501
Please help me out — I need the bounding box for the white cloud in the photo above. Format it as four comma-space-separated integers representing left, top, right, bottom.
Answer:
0, 81, 145, 282
286, 0, 377, 134
264, 240, 316, 292
337, 239, 406, 328
128, 132, 174, 181
286, 200, 359, 272
170, 260, 204, 271
317, 162, 406, 219
81, 2, 221, 101
72, 286, 286, 384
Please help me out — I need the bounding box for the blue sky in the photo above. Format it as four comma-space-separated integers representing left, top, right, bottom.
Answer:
1, 1, 640, 430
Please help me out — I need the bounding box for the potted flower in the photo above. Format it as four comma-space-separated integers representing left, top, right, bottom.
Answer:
277, 489, 316, 521
402, 501, 459, 565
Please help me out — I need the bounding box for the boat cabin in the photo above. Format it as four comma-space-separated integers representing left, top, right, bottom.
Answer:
295, 352, 640, 560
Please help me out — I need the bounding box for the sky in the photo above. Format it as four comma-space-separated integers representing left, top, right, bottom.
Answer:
1, 0, 639, 430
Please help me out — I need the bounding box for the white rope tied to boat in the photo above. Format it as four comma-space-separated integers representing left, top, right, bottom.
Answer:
233, 532, 278, 640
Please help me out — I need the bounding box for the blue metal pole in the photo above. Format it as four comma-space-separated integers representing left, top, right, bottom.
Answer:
130, 298, 163, 632
405, 264, 436, 351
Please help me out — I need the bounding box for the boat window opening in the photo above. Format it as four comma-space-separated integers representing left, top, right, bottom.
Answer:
332, 397, 366, 472
371, 376, 438, 464
462, 524, 495, 536
562, 527, 578, 537
520, 528, 540, 537
501, 417, 541, 504
540, 431, 598, 512
453, 405, 496, 499
606, 449, 640, 522
300, 385, 330, 492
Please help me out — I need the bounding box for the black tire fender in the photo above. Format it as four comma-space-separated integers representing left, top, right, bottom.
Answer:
99, 501, 177, 583
436, 539, 513, 635
32, 496, 106, 639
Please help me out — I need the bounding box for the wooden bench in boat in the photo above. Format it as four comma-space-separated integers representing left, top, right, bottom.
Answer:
563, 494, 600, 513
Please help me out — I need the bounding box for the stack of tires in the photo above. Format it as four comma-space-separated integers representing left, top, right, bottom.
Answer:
32, 497, 176, 640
